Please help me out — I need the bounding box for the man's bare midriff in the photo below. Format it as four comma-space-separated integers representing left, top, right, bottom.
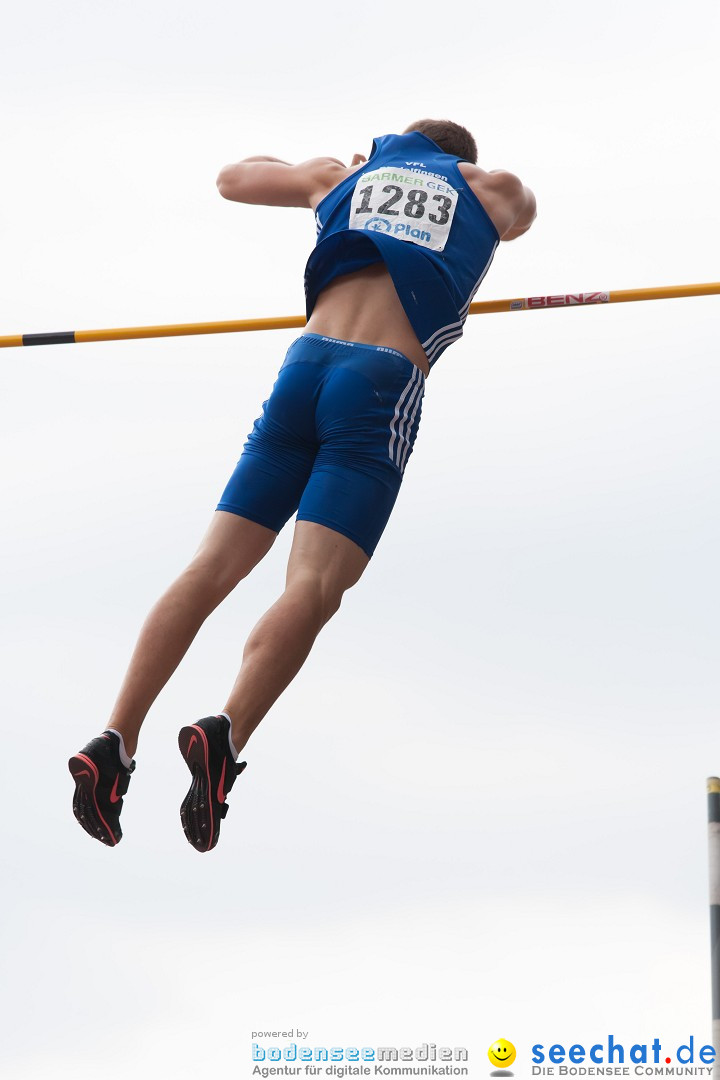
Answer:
304, 262, 430, 377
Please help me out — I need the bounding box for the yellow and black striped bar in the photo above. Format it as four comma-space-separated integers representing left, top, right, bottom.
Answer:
21, 331, 77, 346
1, 282, 718, 349
1, 315, 307, 350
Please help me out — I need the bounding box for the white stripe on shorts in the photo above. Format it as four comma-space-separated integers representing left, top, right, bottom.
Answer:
394, 376, 424, 469
388, 367, 423, 466
398, 378, 425, 471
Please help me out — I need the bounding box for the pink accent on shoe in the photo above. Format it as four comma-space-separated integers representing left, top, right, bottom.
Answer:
217, 758, 227, 804
71, 752, 118, 846
188, 724, 213, 852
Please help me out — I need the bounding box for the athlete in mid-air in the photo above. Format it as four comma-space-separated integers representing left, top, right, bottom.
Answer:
68, 119, 536, 852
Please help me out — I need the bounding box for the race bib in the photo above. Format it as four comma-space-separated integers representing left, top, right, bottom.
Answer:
349, 168, 458, 251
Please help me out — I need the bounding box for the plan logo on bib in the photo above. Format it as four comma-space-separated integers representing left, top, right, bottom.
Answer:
362, 217, 392, 233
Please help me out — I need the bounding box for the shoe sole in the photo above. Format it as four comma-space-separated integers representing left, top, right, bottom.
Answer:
68, 752, 120, 846
178, 724, 217, 853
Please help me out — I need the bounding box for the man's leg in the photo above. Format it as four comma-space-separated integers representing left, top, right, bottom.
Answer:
106, 510, 276, 757
177, 520, 367, 851
69, 511, 276, 847
223, 519, 368, 753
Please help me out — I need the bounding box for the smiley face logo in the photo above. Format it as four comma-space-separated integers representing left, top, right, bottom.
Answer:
488, 1040, 516, 1070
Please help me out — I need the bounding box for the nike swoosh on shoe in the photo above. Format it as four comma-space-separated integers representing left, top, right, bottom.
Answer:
217, 759, 227, 804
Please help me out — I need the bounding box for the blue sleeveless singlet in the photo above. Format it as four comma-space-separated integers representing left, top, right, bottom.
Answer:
304, 132, 500, 368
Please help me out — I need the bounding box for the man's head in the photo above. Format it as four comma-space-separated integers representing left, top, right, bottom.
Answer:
402, 119, 478, 164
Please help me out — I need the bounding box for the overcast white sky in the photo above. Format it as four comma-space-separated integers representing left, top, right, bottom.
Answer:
1, 2, 719, 1078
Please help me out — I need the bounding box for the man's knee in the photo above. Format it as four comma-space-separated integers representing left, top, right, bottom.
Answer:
188, 517, 277, 595
320, 585, 345, 626
183, 551, 247, 599
191, 513, 277, 591
285, 521, 369, 622
285, 566, 355, 627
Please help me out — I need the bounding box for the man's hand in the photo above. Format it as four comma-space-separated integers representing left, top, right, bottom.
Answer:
216, 156, 350, 209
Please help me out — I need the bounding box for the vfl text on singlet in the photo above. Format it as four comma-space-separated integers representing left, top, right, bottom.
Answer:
348, 168, 458, 251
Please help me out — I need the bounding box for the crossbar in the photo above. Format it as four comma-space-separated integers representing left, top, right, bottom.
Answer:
1, 282, 718, 349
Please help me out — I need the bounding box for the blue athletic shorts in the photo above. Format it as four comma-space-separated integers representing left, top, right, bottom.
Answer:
217, 333, 426, 557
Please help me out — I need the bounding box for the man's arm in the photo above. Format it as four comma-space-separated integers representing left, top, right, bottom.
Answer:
216, 156, 349, 209
488, 170, 537, 241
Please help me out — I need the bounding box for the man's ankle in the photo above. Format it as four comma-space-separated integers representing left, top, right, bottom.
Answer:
218, 712, 240, 761
104, 728, 135, 767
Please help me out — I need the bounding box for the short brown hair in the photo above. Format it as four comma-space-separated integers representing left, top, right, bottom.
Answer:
403, 119, 477, 163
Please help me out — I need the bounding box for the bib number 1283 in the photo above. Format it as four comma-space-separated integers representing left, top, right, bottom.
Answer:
348, 169, 458, 251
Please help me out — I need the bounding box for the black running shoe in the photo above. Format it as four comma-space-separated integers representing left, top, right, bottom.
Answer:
178, 715, 246, 853
68, 732, 135, 847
